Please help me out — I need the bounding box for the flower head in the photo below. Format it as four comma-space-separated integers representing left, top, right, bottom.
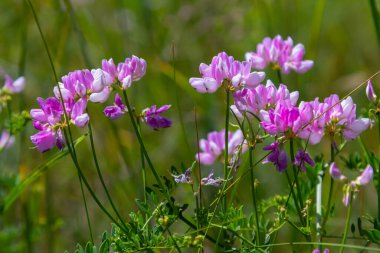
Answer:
245, 35, 314, 74
117, 55, 147, 89
142, 105, 172, 130
196, 129, 245, 165
232, 80, 299, 118
293, 149, 315, 171
3, 75, 25, 93
201, 170, 225, 186
0, 130, 15, 150
103, 94, 127, 119
366, 80, 377, 103
263, 142, 289, 172
172, 168, 192, 184
189, 52, 265, 93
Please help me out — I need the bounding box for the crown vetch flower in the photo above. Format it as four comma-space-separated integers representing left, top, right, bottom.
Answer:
245, 35, 314, 74
189, 52, 265, 93
260, 100, 302, 135
366, 80, 377, 103
232, 80, 298, 118
0, 130, 15, 150
201, 170, 225, 186
142, 105, 172, 130
172, 168, 192, 184
329, 163, 373, 206
263, 141, 289, 172
70, 98, 89, 128
103, 94, 127, 119
293, 149, 315, 171
3, 75, 25, 93
196, 129, 245, 165
30, 97, 66, 152
329, 162, 347, 181
355, 165, 374, 185
117, 55, 147, 90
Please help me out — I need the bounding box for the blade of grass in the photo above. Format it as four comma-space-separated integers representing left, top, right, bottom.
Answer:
1, 135, 87, 212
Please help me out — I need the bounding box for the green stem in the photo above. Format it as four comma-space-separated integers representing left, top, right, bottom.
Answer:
63, 0, 92, 67
121, 91, 218, 243
276, 69, 283, 83
194, 107, 202, 229
378, 115, 380, 221
87, 117, 128, 230
223, 89, 230, 211
285, 170, 304, 226
122, 91, 167, 197
289, 139, 304, 218
249, 147, 261, 245
77, 171, 94, 243
322, 143, 336, 232
62, 130, 128, 233
339, 192, 353, 253
27, 0, 99, 241
369, 0, 380, 45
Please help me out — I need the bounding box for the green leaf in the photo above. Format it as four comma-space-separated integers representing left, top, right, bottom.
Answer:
99, 239, 110, 253
0, 134, 86, 213
135, 198, 149, 214
76, 244, 84, 253
364, 228, 380, 244
85, 242, 95, 253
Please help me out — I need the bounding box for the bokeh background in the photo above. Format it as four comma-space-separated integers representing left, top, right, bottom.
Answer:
1, 0, 380, 252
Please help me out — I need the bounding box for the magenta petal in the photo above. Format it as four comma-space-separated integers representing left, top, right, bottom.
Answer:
196, 152, 216, 165
329, 162, 346, 181
104, 106, 125, 119
355, 165, 373, 185
366, 80, 377, 102
31, 130, 56, 152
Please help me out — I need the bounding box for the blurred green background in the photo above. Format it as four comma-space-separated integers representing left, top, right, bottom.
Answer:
0, 0, 380, 252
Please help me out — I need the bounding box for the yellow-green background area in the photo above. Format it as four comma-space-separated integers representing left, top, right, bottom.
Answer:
1, 0, 379, 252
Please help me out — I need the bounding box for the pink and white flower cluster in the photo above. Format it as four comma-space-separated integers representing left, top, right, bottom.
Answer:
231, 80, 370, 147
245, 35, 314, 74
189, 52, 265, 93
30, 55, 163, 153
189, 36, 370, 173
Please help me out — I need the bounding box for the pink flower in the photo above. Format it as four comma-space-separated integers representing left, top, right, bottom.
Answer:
0, 130, 15, 150
293, 149, 315, 171
260, 100, 301, 135
366, 80, 377, 102
103, 94, 127, 119
30, 129, 59, 153
189, 52, 265, 93
70, 98, 89, 128
117, 55, 147, 89
142, 105, 172, 130
232, 80, 298, 118
355, 165, 374, 185
263, 141, 289, 172
245, 35, 313, 74
329, 163, 373, 206
201, 170, 225, 186
329, 162, 347, 181
196, 129, 245, 165
3, 75, 25, 93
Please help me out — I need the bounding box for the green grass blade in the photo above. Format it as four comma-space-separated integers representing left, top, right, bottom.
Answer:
1, 134, 87, 213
